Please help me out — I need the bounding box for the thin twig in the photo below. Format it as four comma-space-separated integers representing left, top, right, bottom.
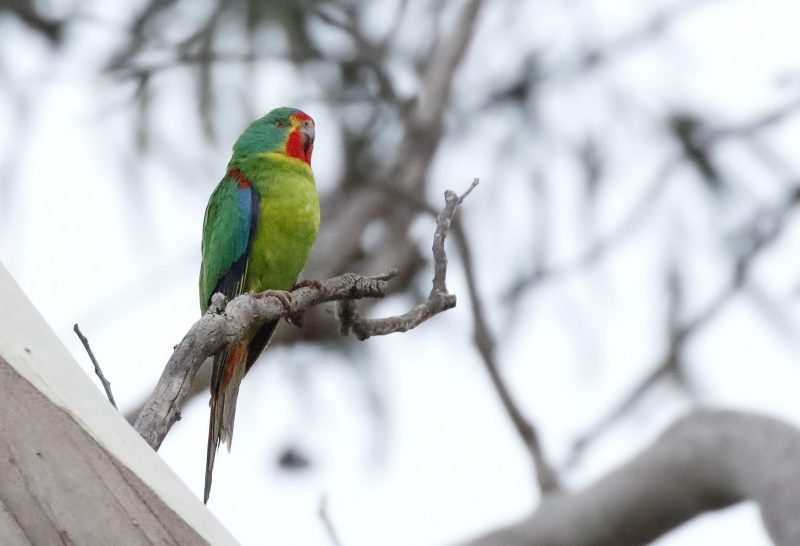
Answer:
73, 323, 117, 409
336, 180, 477, 340
364, 178, 558, 491
318, 495, 344, 546
452, 212, 560, 493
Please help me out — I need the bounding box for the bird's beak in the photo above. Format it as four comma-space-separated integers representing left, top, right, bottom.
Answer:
299, 119, 315, 155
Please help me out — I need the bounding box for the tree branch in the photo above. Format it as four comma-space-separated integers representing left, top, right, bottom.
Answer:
364, 178, 559, 491
318, 495, 344, 546
133, 272, 394, 450
458, 410, 800, 546
336, 180, 477, 340
452, 218, 560, 493
73, 323, 117, 409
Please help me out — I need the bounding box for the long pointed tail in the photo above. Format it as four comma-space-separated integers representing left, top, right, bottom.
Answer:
204, 339, 249, 503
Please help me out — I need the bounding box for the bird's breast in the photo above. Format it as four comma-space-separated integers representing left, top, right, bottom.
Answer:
245, 175, 319, 292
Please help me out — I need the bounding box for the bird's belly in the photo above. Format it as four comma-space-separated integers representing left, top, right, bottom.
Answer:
245, 195, 319, 292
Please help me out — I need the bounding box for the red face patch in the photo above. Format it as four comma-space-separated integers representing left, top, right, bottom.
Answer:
284, 112, 314, 165
285, 131, 308, 164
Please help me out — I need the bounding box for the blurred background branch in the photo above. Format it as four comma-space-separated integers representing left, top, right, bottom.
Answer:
460, 410, 800, 546
3, 0, 800, 544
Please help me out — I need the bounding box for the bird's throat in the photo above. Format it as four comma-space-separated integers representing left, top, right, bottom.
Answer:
285, 129, 312, 165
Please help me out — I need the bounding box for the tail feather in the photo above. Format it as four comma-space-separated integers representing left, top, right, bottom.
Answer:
204, 340, 249, 503
203, 320, 280, 503
220, 354, 247, 449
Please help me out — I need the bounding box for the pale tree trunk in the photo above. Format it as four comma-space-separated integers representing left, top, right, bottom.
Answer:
458, 410, 800, 546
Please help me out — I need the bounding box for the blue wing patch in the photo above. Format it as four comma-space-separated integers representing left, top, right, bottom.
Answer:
199, 169, 260, 312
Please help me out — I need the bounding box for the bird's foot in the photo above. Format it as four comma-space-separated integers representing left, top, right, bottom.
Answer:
259, 289, 293, 312
292, 279, 322, 291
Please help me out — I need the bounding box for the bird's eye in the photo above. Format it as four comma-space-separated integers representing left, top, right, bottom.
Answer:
274, 119, 289, 128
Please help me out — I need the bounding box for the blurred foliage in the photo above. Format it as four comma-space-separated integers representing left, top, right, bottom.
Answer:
0, 0, 69, 44
3, 0, 800, 477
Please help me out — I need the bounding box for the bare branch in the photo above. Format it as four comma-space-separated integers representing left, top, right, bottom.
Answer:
360, 178, 558, 490
134, 272, 394, 450
336, 180, 478, 340
318, 495, 344, 546
459, 410, 800, 546
73, 323, 117, 409
452, 218, 560, 493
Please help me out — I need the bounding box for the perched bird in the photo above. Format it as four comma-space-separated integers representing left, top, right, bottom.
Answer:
199, 107, 320, 503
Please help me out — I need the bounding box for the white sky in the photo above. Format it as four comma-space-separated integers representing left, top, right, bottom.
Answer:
2, 0, 800, 544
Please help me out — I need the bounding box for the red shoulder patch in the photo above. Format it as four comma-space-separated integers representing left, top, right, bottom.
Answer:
228, 168, 251, 188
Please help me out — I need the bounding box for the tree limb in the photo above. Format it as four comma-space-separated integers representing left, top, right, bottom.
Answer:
363, 178, 559, 491
336, 181, 477, 340
458, 410, 800, 546
133, 272, 394, 450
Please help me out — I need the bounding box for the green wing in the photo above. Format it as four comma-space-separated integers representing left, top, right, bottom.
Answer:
199, 172, 259, 312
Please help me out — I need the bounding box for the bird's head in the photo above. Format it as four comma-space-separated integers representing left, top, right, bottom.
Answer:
232, 107, 315, 165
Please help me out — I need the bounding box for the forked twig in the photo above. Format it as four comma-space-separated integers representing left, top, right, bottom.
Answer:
73, 323, 117, 409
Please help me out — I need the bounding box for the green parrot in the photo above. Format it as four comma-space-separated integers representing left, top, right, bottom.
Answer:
199, 107, 319, 503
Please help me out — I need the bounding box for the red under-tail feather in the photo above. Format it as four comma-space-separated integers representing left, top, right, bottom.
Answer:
204, 339, 249, 503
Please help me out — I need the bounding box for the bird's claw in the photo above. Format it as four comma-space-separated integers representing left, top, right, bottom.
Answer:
292, 279, 322, 291
260, 289, 293, 312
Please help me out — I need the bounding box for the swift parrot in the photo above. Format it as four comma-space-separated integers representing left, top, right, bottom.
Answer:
199, 107, 319, 503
